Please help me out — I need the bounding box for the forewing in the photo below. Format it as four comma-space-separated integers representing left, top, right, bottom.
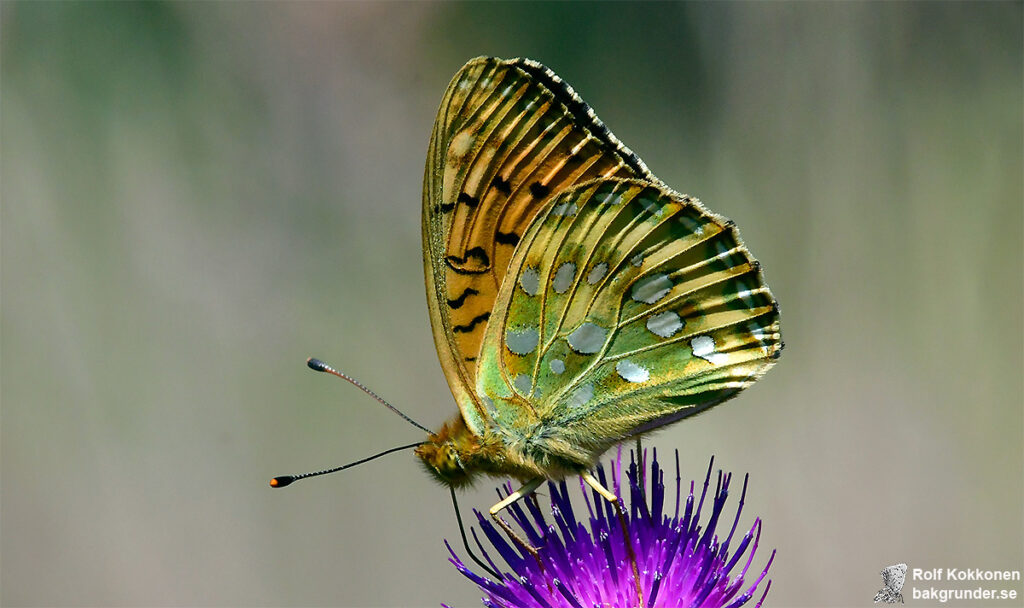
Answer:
476, 178, 782, 463
423, 57, 654, 433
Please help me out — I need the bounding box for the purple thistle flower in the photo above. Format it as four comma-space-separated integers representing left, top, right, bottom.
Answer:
445, 450, 775, 608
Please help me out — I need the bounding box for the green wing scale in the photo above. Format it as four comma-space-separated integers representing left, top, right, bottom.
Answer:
475, 178, 782, 467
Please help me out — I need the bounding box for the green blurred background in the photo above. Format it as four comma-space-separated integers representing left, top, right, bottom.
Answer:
2, 3, 1021, 607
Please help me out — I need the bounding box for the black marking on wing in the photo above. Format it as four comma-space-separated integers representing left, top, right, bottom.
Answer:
512, 59, 651, 178
438, 201, 456, 214
452, 312, 490, 333
464, 357, 477, 362
457, 192, 479, 208
446, 287, 480, 309
495, 231, 520, 245
529, 182, 550, 199
491, 176, 512, 195
445, 247, 491, 273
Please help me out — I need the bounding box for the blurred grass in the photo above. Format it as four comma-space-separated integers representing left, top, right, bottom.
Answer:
2, 2, 1021, 607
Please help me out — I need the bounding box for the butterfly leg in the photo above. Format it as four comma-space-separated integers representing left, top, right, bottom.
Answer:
488, 477, 544, 558
582, 471, 644, 608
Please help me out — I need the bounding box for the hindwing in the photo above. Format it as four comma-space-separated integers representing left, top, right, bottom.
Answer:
476, 178, 782, 465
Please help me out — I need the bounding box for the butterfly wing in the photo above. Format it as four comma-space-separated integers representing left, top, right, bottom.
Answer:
475, 178, 782, 466
423, 57, 656, 435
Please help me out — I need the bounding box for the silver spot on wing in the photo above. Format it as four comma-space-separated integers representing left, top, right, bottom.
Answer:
615, 360, 650, 383
567, 382, 594, 409
519, 266, 540, 296
552, 202, 578, 216
506, 327, 540, 355
552, 262, 576, 294
587, 262, 608, 285
513, 373, 533, 395
567, 322, 607, 354
646, 311, 684, 338
691, 335, 728, 365
631, 273, 672, 304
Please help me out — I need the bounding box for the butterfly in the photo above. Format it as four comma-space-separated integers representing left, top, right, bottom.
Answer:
874, 563, 907, 604
415, 56, 782, 521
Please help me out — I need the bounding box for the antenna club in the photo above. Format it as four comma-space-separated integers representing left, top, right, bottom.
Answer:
302, 356, 432, 433
307, 358, 330, 372
270, 476, 296, 488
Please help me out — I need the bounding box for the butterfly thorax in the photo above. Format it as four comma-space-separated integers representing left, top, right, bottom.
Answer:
415, 412, 586, 487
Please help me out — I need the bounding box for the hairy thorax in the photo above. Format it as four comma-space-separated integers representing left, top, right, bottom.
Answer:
414, 413, 587, 487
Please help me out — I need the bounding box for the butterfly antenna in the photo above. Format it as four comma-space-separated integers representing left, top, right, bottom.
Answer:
270, 442, 423, 488
306, 357, 431, 433
451, 487, 501, 579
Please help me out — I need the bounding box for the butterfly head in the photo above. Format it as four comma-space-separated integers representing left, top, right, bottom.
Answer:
415, 414, 479, 488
